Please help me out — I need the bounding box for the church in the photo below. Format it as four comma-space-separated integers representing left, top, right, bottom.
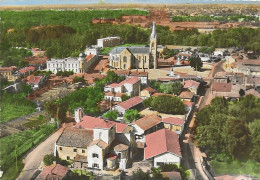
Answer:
109, 22, 158, 70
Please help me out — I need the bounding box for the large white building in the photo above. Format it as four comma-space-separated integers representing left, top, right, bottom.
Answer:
47, 46, 100, 74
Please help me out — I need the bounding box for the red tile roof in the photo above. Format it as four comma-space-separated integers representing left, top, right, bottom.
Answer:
183, 100, 194, 107
130, 71, 148, 76
106, 77, 140, 88
183, 80, 200, 89
133, 114, 162, 131
179, 91, 195, 99
0, 66, 17, 72
18, 66, 35, 73
75, 115, 127, 133
212, 82, 232, 92
27, 76, 43, 84
142, 87, 157, 93
36, 164, 69, 180
89, 139, 109, 149
163, 117, 184, 126
86, 54, 94, 62
118, 96, 143, 110
145, 128, 182, 159
245, 89, 260, 97
152, 93, 174, 97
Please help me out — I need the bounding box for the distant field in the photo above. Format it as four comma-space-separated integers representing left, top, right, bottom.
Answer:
211, 159, 260, 178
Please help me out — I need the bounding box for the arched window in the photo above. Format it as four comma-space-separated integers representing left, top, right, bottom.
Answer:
123, 56, 127, 62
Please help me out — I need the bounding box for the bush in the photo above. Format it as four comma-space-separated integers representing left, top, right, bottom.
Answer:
103, 110, 118, 121
143, 97, 153, 108
43, 154, 56, 166
123, 109, 141, 123
121, 94, 130, 102
151, 95, 186, 115
73, 76, 85, 83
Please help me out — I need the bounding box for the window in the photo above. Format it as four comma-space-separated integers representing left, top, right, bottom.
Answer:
74, 149, 77, 152
123, 56, 127, 63
92, 153, 99, 158
93, 163, 99, 168
67, 156, 70, 160
59, 147, 62, 150
82, 149, 85, 153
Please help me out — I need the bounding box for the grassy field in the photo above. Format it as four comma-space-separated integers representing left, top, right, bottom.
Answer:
1, 93, 36, 123
211, 159, 260, 178
0, 124, 56, 176
100, 43, 147, 55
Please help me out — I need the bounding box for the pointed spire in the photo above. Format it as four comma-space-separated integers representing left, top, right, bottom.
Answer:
151, 22, 156, 38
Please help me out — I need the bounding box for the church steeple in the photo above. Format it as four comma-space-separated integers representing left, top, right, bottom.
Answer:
150, 22, 157, 69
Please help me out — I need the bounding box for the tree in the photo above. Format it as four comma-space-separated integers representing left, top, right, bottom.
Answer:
123, 109, 141, 123
239, 89, 245, 97
121, 94, 130, 102
159, 82, 183, 95
151, 95, 186, 115
103, 110, 118, 121
248, 120, 260, 161
143, 97, 154, 108
227, 119, 250, 159
43, 154, 56, 166
189, 56, 203, 71
132, 168, 151, 180
20, 83, 32, 95
73, 76, 85, 83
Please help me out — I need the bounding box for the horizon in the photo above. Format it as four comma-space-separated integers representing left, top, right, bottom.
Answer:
0, 0, 260, 6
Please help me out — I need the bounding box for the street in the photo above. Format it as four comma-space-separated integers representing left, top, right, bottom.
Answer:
16, 127, 65, 180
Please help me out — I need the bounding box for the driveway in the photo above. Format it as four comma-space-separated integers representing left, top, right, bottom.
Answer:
16, 127, 65, 180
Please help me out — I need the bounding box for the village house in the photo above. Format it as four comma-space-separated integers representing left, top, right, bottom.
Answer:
109, 22, 158, 70
104, 77, 141, 102
211, 82, 246, 100
0, 66, 20, 82
35, 164, 70, 180
18, 66, 36, 78
144, 128, 182, 167
179, 91, 195, 101
113, 69, 149, 85
162, 117, 185, 136
140, 86, 157, 99
182, 79, 200, 94
131, 114, 164, 143
232, 59, 260, 76
112, 96, 144, 116
26, 76, 48, 90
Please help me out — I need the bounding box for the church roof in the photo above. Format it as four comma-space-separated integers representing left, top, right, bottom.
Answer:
110, 46, 150, 55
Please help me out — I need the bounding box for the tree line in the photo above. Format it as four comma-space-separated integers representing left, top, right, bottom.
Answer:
195, 96, 260, 162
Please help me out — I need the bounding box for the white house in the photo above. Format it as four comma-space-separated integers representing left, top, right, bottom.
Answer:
104, 77, 141, 101
131, 114, 164, 142
144, 128, 182, 167
97, 36, 121, 48
162, 117, 185, 136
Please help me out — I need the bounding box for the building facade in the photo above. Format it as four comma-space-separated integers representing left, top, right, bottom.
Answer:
97, 36, 121, 48
109, 22, 158, 70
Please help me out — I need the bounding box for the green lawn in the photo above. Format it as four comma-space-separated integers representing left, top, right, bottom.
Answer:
1, 92, 36, 123
0, 124, 56, 174
100, 43, 147, 55
211, 159, 260, 178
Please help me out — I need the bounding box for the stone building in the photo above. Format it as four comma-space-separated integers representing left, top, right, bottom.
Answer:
109, 22, 158, 70
97, 36, 121, 48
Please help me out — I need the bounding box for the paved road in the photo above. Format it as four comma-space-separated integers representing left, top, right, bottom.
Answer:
16, 127, 65, 180
199, 60, 225, 109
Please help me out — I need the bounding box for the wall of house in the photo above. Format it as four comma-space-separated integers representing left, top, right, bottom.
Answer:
153, 152, 181, 167
140, 90, 151, 99
93, 126, 115, 144
56, 145, 87, 160
188, 86, 198, 94
113, 105, 126, 116
104, 86, 113, 92
87, 145, 104, 170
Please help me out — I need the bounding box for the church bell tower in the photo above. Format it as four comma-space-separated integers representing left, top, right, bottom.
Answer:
150, 22, 157, 69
